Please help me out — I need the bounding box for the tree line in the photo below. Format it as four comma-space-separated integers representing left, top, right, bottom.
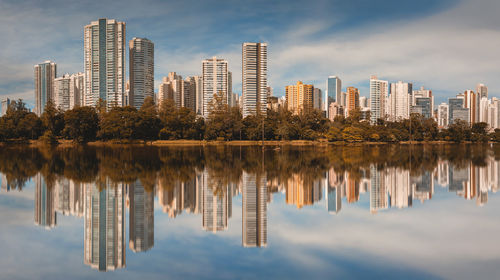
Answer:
1, 96, 499, 143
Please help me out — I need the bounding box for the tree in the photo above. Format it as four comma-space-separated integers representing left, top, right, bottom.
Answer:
137, 97, 161, 141
41, 100, 64, 136
63, 106, 99, 143
98, 106, 139, 140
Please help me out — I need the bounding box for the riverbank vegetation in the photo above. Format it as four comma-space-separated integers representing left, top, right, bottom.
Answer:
1, 98, 499, 143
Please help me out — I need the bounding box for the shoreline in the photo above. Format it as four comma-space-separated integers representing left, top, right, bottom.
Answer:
0, 139, 496, 147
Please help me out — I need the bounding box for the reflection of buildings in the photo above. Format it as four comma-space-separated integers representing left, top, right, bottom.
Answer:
84, 181, 125, 271
129, 181, 154, 253
326, 169, 342, 214
437, 161, 449, 186
34, 174, 56, 229
157, 177, 201, 218
202, 170, 232, 232
345, 173, 359, 203
1, 174, 10, 192
285, 174, 322, 209
411, 171, 434, 203
370, 165, 388, 214
386, 168, 412, 209
54, 179, 84, 217
242, 172, 267, 247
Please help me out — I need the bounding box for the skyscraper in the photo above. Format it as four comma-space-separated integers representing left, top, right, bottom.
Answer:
54, 73, 85, 111
129, 38, 154, 109
129, 181, 154, 253
345, 86, 360, 117
464, 90, 478, 123
34, 61, 56, 116
412, 86, 433, 114
476, 83, 488, 99
1, 98, 10, 116
449, 97, 469, 124
202, 57, 231, 118
242, 42, 268, 118
158, 72, 184, 108
325, 76, 341, 117
84, 181, 125, 271
313, 88, 322, 110
369, 76, 388, 123
84, 18, 125, 109
438, 103, 449, 128
242, 172, 267, 247
285, 81, 314, 115
389, 81, 412, 120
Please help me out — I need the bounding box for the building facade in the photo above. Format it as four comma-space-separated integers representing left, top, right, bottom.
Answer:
84, 18, 126, 109
369, 75, 388, 123
285, 81, 314, 115
129, 38, 154, 109
389, 81, 412, 120
242, 42, 268, 118
202, 57, 231, 118
34, 61, 57, 116
325, 76, 341, 118
345, 86, 360, 117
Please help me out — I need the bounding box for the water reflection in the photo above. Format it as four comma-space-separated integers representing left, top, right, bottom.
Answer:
0, 144, 499, 273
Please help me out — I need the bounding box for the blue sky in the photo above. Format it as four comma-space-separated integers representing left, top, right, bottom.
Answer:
1, 0, 500, 108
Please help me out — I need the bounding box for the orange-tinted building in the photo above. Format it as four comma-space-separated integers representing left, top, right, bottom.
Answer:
285, 81, 314, 115
346, 86, 360, 117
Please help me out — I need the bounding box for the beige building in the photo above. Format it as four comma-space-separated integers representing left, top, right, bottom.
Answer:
285, 81, 314, 114
84, 18, 125, 109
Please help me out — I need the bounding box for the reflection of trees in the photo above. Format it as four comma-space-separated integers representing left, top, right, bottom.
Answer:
0, 144, 497, 190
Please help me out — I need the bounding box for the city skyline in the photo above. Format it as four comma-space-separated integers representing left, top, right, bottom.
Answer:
1, 0, 500, 109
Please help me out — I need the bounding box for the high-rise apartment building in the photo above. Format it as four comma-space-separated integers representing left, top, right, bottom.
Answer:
53, 73, 84, 111
345, 86, 360, 117
34, 61, 56, 116
389, 81, 412, 120
1, 98, 10, 116
438, 103, 449, 128
463, 90, 478, 123
412, 86, 433, 114
183, 76, 198, 112
476, 83, 488, 99
369, 76, 388, 123
84, 18, 125, 109
242, 42, 267, 118
158, 72, 184, 108
202, 57, 231, 118
449, 97, 469, 124
325, 76, 341, 117
129, 38, 154, 109
313, 88, 322, 110
285, 81, 314, 115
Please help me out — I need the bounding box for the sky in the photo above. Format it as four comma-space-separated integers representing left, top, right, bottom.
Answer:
1, 0, 500, 108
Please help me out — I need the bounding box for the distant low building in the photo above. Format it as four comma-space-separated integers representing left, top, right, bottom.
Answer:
1, 98, 10, 116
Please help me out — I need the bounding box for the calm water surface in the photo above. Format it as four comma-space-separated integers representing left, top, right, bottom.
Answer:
0, 144, 499, 280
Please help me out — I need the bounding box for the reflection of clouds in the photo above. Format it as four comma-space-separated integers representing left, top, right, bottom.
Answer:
268, 195, 500, 279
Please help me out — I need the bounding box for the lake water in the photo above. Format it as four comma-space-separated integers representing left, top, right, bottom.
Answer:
0, 144, 499, 280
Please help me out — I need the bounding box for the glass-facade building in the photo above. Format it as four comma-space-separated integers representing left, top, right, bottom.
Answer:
325, 76, 341, 118
34, 61, 57, 116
